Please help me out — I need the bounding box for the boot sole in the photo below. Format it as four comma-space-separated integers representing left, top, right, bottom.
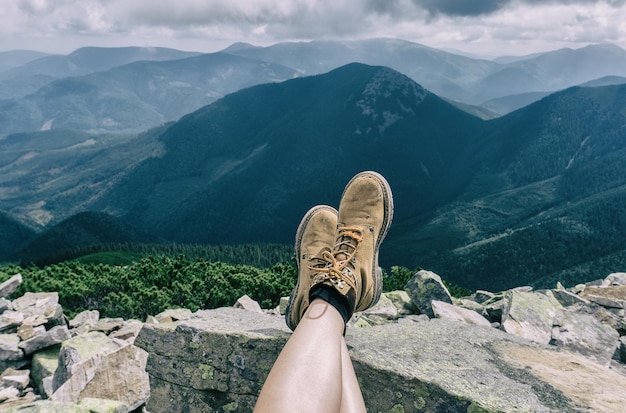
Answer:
342, 171, 394, 310
286, 205, 338, 331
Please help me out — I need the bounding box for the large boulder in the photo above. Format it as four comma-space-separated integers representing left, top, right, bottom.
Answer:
581, 285, 626, 309
431, 299, 492, 327
49, 332, 149, 411
501, 290, 563, 343
135, 307, 626, 413
551, 305, 620, 366
135, 308, 289, 413
405, 270, 452, 317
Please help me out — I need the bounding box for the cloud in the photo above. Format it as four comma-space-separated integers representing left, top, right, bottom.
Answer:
412, 0, 510, 17
0, 0, 625, 55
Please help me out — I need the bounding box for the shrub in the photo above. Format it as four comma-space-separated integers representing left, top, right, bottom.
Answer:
0, 256, 296, 320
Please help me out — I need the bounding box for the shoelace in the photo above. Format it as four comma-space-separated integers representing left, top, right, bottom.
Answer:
309, 226, 363, 291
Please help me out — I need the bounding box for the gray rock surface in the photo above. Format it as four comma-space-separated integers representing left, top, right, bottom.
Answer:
2, 271, 626, 413
135, 307, 626, 413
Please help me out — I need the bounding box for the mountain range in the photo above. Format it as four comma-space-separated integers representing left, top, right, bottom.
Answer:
1, 39, 626, 135
2, 61, 625, 292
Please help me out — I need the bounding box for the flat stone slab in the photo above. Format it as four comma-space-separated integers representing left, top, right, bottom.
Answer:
135, 307, 626, 413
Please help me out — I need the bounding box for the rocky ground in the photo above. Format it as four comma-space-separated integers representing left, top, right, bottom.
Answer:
1, 270, 625, 412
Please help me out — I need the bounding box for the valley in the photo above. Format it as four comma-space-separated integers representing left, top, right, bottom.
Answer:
1, 40, 626, 292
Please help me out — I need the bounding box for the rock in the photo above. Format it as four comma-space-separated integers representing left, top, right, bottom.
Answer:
552, 288, 591, 307
397, 314, 430, 324
603, 272, 626, 287
0, 311, 24, 332
550, 306, 620, 366
12, 292, 59, 316
0, 333, 24, 361
453, 297, 485, 313
233, 295, 263, 313
69, 310, 99, 328
78, 397, 130, 413
2, 398, 129, 413
153, 308, 193, 323
1, 368, 30, 391
21, 315, 48, 328
109, 320, 143, 343
580, 285, 626, 309
51, 343, 149, 411
278, 296, 289, 315
579, 304, 626, 337
405, 270, 452, 318
135, 308, 290, 413
358, 294, 398, 325
0, 274, 22, 298
90, 318, 124, 334
31, 346, 60, 398
51, 331, 124, 391
473, 290, 496, 304
501, 290, 563, 344
620, 336, 626, 363
431, 300, 492, 327
47, 331, 148, 410
18, 325, 71, 356
0, 386, 20, 402
135, 307, 626, 413
0, 297, 12, 312
483, 297, 506, 323
383, 290, 418, 315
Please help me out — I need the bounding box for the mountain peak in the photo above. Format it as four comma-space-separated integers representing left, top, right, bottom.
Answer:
339, 64, 431, 136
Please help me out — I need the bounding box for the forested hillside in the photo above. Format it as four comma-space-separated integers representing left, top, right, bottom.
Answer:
1, 64, 625, 292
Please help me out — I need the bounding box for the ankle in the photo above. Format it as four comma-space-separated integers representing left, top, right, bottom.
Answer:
309, 285, 353, 324
305, 298, 345, 334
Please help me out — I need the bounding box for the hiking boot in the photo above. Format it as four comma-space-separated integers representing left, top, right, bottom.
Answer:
309, 171, 394, 316
285, 205, 338, 331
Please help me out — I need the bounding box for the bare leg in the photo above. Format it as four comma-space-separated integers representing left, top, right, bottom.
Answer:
340, 337, 366, 413
254, 299, 346, 413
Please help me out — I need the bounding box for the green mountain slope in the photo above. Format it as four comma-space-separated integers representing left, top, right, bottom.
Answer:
93, 63, 485, 245
396, 84, 626, 290
0, 212, 36, 262
0, 127, 165, 228
94, 69, 626, 291
16, 211, 159, 265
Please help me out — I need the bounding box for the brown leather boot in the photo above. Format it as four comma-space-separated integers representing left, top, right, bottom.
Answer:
309, 171, 394, 318
285, 205, 338, 331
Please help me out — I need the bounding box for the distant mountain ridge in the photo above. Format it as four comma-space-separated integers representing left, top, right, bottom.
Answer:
1, 63, 626, 292
0, 52, 299, 134
0, 46, 201, 100
2, 40, 626, 135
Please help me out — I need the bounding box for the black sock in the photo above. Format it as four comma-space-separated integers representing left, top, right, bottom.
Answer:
309, 285, 352, 325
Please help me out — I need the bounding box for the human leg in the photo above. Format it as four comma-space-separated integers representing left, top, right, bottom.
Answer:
339, 337, 366, 413
254, 298, 345, 413
255, 171, 394, 413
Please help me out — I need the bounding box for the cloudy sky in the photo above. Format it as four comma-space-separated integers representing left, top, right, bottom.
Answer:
2, 0, 625, 57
